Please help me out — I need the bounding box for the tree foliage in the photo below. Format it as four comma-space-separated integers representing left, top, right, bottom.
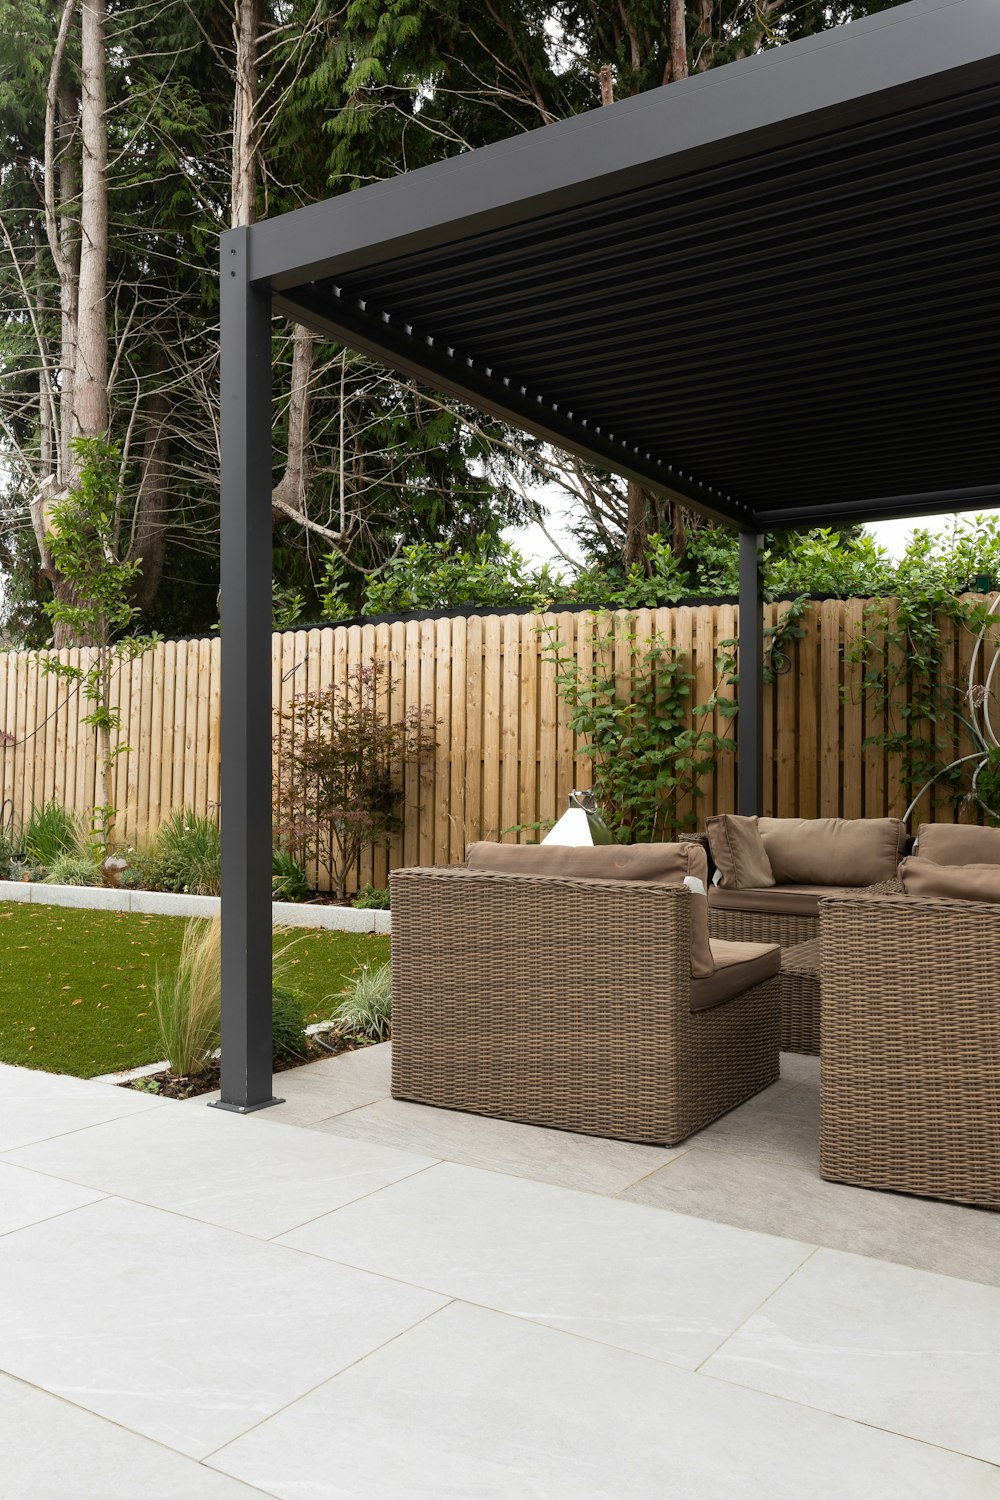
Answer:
1, 1, 911, 644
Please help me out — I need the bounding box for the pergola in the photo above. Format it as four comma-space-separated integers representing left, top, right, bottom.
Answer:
216, 0, 1000, 1111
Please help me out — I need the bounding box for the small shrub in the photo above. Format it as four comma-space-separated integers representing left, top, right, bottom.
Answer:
351, 883, 390, 910
330, 961, 392, 1043
44, 853, 101, 887
271, 986, 307, 1062
272, 845, 311, 902
23, 802, 87, 867
153, 917, 221, 1077
274, 659, 436, 899
147, 810, 221, 896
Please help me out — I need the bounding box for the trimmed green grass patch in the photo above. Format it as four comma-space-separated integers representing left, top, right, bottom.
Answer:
0, 902, 390, 1078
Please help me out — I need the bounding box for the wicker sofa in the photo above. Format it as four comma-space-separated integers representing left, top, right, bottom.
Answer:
684, 816, 910, 1054
389, 862, 781, 1146
818, 888, 1000, 1210
684, 816, 910, 949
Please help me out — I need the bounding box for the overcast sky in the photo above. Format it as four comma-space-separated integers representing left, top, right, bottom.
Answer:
505, 494, 989, 573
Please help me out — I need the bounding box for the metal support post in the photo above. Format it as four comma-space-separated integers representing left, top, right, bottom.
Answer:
738, 529, 764, 816
214, 227, 281, 1113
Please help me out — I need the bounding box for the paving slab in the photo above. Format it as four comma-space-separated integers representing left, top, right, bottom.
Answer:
4, 1096, 436, 1239
0, 1160, 104, 1237
705, 1247, 1000, 1465
0, 1061, 165, 1153
209, 1300, 1000, 1500
0, 1197, 446, 1459
0, 1373, 268, 1500
317, 1094, 683, 1195
622, 1143, 1000, 1287
277, 1160, 813, 1369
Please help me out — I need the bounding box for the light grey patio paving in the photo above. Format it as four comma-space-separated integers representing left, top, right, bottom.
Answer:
1, 1055, 999, 1497
277, 1043, 1000, 1288
208, 1300, 1000, 1500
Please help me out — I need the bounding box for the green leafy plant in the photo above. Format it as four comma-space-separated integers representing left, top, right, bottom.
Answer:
272, 844, 312, 902
274, 659, 436, 899
22, 802, 88, 867
271, 986, 308, 1062
842, 532, 998, 818
351, 883, 390, 910
330, 961, 392, 1043
153, 917, 222, 1077
544, 619, 735, 840
146, 810, 221, 896
40, 438, 159, 853
44, 853, 101, 887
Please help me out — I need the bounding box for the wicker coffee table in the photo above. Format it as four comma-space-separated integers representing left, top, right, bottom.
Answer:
779, 937, 821, 1055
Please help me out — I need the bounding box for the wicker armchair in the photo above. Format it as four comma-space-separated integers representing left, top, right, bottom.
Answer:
389, 865, 780, 1147
819, 892, 1000, 1210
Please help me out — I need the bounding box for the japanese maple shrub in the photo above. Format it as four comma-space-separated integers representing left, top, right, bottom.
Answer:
274, 660, 436, 899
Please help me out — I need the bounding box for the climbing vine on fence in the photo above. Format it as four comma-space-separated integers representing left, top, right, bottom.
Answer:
542, 618, 738, 841
843, 571, 999, 823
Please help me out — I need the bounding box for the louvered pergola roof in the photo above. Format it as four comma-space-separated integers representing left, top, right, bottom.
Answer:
245, 0, 1000, 532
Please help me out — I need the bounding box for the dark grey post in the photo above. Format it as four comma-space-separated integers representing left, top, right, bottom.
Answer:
737, 530, 764, 816
214, 227, 281, 1113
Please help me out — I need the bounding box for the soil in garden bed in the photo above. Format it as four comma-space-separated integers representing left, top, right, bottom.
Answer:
119, 1029, 371, 1100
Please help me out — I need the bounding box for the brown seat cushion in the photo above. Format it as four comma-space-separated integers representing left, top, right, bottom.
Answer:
705, 814, 775, 889
691, 939, 780, 1012
708, 883, 859, 918
899, 856, 1000, 904
915, 823, 1000, 866
466, 840, 714, 977
757, 816, 906, 886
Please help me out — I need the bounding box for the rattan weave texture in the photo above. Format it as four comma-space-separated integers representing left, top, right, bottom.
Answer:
778, 937, 821, 1055
819, 893, 1000, 1210
390, 866, 780, 1146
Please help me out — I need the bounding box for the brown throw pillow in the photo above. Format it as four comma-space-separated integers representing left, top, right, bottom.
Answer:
899, 856, 1000, 905
705, 814, 775, 890
915, 823, 1000, 866
758, 816, 906, 886
466, 841, 714, 978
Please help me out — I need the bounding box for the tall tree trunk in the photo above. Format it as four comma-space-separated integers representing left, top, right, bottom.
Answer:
669, 0, 689, 82
271, 325, 316, 524
231, 0, 261, 227
32, 221, 54, 477
129, 342, 172, 613
624, 480, 653, 569
57, 81, 80, 481
74, 0, 109, 446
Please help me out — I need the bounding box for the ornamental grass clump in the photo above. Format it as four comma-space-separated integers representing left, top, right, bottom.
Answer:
330, 961, 392, 1043
147, 810, 221, 896
153, 917, 221, 1077
23, 801, 89, 867
44, 853, 101, 887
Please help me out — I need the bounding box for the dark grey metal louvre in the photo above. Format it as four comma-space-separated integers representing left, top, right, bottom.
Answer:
217, 0, 1000, 1110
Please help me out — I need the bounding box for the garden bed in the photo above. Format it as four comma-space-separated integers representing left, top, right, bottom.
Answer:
118, 1028, 371, 1100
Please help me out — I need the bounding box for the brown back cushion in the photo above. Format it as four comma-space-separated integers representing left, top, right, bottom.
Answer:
899, 856, 1000, 904
706, 814, 775, 889
915, 823, 1000, 866
466, 841, 714, 977
757, 817, 906, 886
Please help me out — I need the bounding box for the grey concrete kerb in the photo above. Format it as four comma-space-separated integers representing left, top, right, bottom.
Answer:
0, 879, 391, 933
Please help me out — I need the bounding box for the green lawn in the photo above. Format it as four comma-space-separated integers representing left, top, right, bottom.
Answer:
0, 902, 390, 1078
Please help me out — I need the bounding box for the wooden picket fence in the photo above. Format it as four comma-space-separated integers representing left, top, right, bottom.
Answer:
0, 598, 994, 891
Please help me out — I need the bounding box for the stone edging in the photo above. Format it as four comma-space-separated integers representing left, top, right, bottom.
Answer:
0, 879, 391, 933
